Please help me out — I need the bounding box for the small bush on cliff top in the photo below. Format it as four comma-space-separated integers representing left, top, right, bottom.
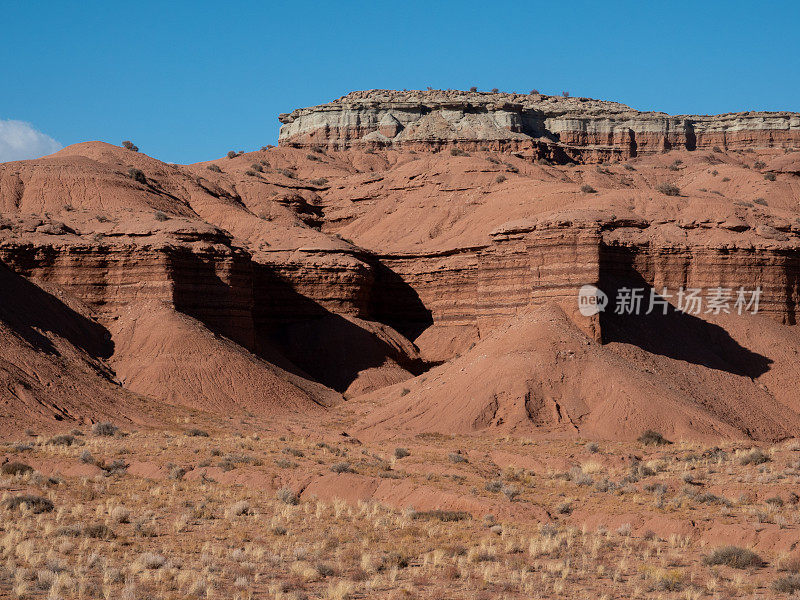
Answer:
656, 182, 681, 196
227, 150, 237, 159
122, 140, 138, 152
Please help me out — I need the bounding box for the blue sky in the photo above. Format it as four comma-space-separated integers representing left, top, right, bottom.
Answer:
2, 0, 798, 164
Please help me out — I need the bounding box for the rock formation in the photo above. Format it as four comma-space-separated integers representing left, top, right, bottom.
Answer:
279, 89, 800, 162
1, 90, 799, 441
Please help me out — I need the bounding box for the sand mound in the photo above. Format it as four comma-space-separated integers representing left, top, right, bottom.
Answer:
0, 263, 157, 434
356, 303, 800, 442
108, 302, 339, 415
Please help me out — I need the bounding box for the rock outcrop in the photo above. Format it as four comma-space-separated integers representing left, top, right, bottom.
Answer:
2, 90, 800, 441
279, 89, 800, 162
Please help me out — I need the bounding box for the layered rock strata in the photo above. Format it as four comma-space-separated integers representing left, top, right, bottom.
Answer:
279, 89, 800, 162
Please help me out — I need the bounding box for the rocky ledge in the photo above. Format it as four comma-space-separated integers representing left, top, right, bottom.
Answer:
279, 89, 800, 162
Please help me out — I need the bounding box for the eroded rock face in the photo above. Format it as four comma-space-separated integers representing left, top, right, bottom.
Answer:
2, 113, 800, 440
279, 89, 800, 162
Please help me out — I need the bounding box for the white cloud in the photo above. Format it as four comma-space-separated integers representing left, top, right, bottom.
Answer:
0, 120, 62, 163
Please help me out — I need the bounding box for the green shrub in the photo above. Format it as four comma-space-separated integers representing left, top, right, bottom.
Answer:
122, 140, 139, 152
556, 501, 573, 514
485, 480, 503, 493
276, 487, 299, 505
637, 430, 672, 446
92, 422, 118, 437
738, 448, 770, 465
656, 183, 680, 196
206, 164, 222, 173
501, 485, 520, 502
580, 184, 597, 194
411, 510, 471, 522
83, 523, 115, 539
127, 168, 146, 184
48, 434, 76, 446
330, 462, 354, 473
3, 495, 54, 513
1, 461, 33, 476
394, 447, 410, 459
773, 575, 800, 593
703, 546, 763, 569
185, 428, 209, 437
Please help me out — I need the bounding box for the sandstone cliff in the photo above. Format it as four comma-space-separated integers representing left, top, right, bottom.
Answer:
1, 91, 799, 441
279, 89, 800, 162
